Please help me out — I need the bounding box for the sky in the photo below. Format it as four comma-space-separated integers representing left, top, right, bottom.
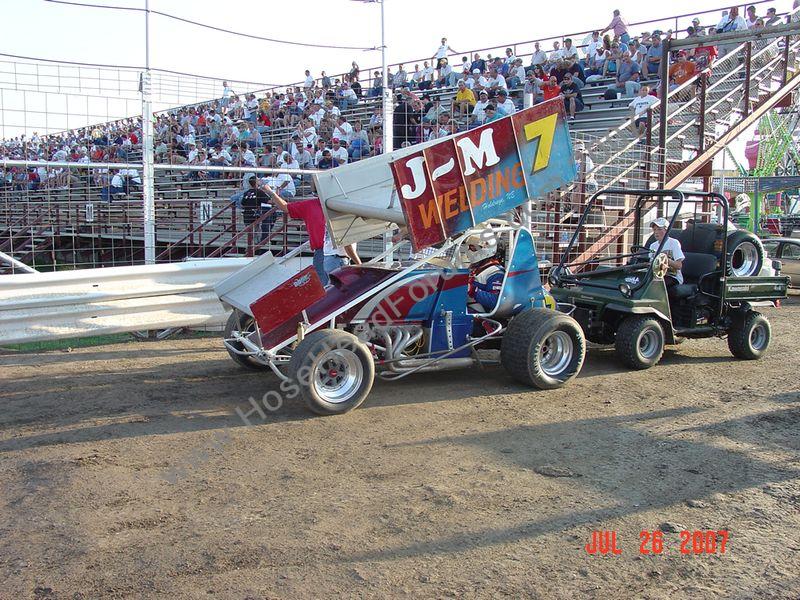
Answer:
0, 0, 790, 137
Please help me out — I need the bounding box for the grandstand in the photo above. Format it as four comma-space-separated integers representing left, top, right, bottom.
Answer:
1, 1, 799, 274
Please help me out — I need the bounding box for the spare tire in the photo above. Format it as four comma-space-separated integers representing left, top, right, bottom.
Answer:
726, 230, 764, 277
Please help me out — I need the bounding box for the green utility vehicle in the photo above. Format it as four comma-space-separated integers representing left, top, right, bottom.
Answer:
548, 189, 790, 369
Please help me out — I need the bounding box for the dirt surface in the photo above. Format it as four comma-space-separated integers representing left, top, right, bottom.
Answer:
1, 299, 799, 599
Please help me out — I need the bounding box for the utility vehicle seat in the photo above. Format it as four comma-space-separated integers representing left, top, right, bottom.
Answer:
672, 252, 718, 299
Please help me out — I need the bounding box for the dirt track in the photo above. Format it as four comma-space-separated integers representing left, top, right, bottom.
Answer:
1, 299, 799, 599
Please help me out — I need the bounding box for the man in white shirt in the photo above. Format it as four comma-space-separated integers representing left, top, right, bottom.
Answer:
486, 68, 507, 94
333, 116, 354, 143
472, 91, 491, 124
330, 138, 349, 164
628, 85, 658, 137
433, 37, 457, 68
496, 90, 516, 115
546, 41, 564, 71
240, 143, 257, 168
649, 217, 684, 298
562, 38, 579, 61
420, 61, 435, 90
585, 31, 602, 62
303, 70, 315, 89
530, 42, 548, 68
263, 171, 296, 200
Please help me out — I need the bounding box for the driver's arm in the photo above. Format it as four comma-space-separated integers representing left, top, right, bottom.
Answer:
669, 257, 683, 271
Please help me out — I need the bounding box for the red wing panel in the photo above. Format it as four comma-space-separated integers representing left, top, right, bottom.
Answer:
422, 139, 474, 237
391, 150, 446, 252
250, 266, 326, 336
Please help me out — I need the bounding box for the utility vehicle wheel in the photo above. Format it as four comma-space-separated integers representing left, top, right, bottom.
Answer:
614, 316, 665, 369
224, 310, 270, 371
726, 231, 764, 277
500, 308, 585, 389
288, 329, 375, 415
727, 311, 771, 360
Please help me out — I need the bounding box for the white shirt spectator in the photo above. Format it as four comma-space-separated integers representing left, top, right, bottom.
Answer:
111, 173, 124, 188
334, 121, 354, 143
265, 173, 296, 196
472, 99, 490, 122
562, 44, 579, 61
331, 146, 349, 164
629, 94, 658, 116
341, 87, 358, 103
210, 147, 232, 164
586, 38, 602, 60
242, 148, 257, 167
488, 73, 507, 90
530, 49, 548, 66
498, 98, 516, 115
422, 65, 435, 82
304, 73, 315, 88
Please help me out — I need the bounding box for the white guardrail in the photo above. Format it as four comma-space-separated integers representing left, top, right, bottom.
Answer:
0, 258, 256, 345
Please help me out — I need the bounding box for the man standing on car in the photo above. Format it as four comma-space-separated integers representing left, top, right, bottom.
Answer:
649, 217, 684, 296
258, 183, 360, 285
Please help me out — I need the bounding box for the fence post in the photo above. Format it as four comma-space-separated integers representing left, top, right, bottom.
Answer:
698, 73, 707, 153
658, 37, 670, 188
743, 41, 752, 117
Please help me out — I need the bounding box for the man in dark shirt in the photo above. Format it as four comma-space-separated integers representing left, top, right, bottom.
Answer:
560, 74, 583, 120
240, 175, 275, 242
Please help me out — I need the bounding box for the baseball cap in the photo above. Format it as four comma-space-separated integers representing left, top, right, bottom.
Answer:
472, 68, 481, 74
332, 137, 340, 142
498, 89, 508, 96
650, 217, 669, 228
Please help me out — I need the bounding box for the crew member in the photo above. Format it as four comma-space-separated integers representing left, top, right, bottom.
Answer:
259, 183, 360, 285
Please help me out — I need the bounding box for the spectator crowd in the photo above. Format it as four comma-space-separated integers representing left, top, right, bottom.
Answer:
0, 4, 792, 197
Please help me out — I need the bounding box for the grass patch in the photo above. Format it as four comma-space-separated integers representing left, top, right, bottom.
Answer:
0, 329, 218, 354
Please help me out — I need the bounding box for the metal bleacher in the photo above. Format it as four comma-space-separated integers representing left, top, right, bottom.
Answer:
2, 1, 799, 273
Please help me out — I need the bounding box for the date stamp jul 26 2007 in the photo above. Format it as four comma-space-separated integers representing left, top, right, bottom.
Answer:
584, 530, 730, 555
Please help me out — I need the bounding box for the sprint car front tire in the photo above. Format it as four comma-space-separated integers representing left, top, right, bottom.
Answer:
288, 329, 375, 415
501, 308, 586, 389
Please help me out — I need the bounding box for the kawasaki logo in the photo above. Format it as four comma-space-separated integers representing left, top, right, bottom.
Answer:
292, 273, 312, 287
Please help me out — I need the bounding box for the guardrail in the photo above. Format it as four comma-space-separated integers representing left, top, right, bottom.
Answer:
0, 257, 254, 344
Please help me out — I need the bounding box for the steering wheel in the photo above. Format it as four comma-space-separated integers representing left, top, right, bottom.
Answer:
652, 252, 669, 279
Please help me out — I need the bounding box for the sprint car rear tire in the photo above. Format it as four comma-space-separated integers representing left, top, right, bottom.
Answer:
288, 329, 375, 415
727, 311, 771, 360
614, 316, 665, 370
501, 308, 585, 389
224, 310, 270, 371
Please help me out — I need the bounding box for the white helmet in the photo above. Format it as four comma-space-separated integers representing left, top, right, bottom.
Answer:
464, 234, 497, 265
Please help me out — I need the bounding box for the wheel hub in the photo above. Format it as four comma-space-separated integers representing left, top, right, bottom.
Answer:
539, 331, 574, 377
313, 349, 364, 404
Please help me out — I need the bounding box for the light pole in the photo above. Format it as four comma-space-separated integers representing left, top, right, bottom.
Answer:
380, 0, 393, 154
141, 0, 156, 264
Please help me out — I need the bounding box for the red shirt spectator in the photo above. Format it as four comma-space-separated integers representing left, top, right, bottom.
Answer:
542, 77, 561, 101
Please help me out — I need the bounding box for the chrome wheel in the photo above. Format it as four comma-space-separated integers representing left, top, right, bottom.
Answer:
730, 241, 758, 277
638, 329, 661, 359
312, 349, 364, 404
539, 331, 574, 377
750, 323, 768, 351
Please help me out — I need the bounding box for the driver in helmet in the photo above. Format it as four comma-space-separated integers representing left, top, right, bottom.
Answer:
649, 217, 684, 297
465, 234, 505, 311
